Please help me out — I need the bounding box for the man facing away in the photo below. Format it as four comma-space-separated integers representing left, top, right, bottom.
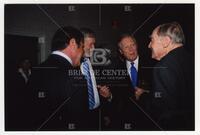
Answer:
27, 26, 90, 130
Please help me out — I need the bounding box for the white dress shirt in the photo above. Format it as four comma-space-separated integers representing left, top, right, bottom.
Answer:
52, 51, 73, 65
80, 58, 100, 109
18, 68, 31, 83
126, 56, 139, 81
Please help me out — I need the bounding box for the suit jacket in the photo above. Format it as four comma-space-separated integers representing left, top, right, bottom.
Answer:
79, 60, 113, 130
151, 47, 194, 130
111, 56, 153, 104
27, 54, 89, 131
5, 71, 30, 130
107, 56, 155, 130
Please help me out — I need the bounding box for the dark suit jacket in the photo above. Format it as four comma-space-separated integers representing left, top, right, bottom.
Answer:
27, 54, 89, 131
80, 61, 113, 130
151, 47, 194, 130
5, 71, 30, 130
106, 56, 156, 130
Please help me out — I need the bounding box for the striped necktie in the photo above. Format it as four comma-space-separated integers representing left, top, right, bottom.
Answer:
82, 58, 95, 110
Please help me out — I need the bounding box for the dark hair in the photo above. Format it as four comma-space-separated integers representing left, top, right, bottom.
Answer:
117, 33, 137, 49
157, 22, 185, 44
80, 27, 96, 39
51, 26, 84, 51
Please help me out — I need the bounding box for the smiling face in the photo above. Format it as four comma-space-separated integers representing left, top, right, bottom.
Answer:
119, 36, 138, 62
148, 28, 167, 61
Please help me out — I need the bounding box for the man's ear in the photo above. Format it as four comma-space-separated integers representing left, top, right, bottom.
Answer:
69, 38, 77, 49
163, 36, 171, 48
119, 49, 123, 55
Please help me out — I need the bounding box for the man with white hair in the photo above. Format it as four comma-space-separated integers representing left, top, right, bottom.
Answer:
149, 22, 194, 130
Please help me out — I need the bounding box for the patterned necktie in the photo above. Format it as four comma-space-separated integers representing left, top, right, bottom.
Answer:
82, 58, 95, 110
130, 62, 138, 88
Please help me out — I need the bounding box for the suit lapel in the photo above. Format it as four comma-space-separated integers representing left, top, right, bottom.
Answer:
122, 58, 142, 89
137, 58, 142, 86
121, 61, 134, 89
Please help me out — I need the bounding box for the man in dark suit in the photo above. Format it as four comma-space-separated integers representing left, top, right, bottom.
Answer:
148, 22, 194, 130
109, 34, 155, 130
28, 26, 89, 130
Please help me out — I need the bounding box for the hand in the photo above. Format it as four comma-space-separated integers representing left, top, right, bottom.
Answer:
134, 87, 149, 100
97, 85, 111, 98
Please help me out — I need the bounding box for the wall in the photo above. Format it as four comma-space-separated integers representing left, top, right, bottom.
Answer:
5, 4, 194, 63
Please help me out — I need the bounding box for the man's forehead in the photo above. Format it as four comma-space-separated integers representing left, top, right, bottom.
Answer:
122, 37, 135, 44
153, 27, 159, 35
85, 36, 95, 40
85, 37, 95, 42
149, 30, 157, 39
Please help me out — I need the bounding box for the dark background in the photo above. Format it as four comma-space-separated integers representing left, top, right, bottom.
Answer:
5, 4, 194, 61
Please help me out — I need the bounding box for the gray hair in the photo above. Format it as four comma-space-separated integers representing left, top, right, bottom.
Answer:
118, 33, 137, 49
80, 27, 96, 39
156, 22, 185, 45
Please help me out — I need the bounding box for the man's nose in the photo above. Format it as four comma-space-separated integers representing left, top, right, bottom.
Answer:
129, 46, 135, 51
91, 44, 95, 49
148, 43, 151, 48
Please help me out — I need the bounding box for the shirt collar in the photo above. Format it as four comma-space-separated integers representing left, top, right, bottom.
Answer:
52, 51, 73, 65
126, 56, 139, 71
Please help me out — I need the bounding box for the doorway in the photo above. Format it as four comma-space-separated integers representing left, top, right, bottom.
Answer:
5, 34, 38, 130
